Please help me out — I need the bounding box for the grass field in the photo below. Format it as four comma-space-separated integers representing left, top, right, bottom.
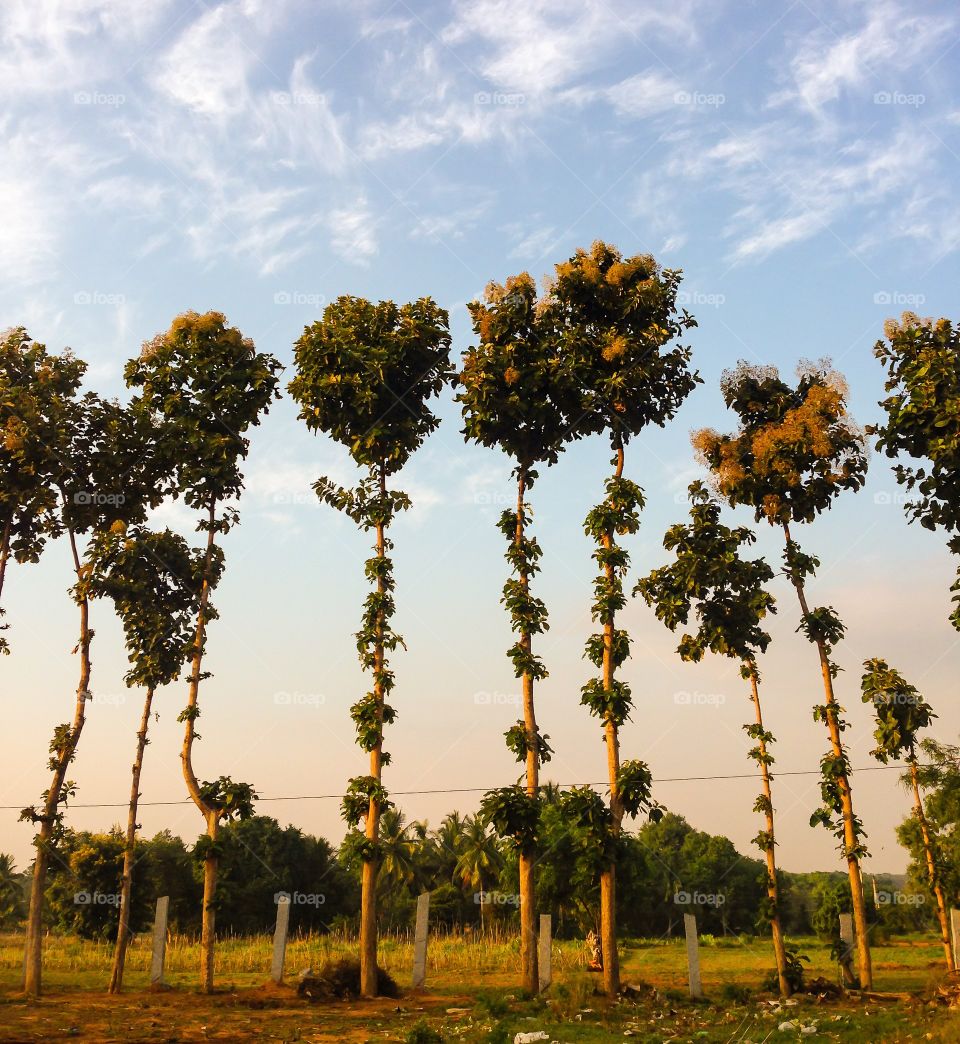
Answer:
1, 930, 958, 1042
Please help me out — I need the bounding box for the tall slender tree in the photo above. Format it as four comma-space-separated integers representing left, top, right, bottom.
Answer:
635, 480, 790, 996
548, 241, 698, 994
0, 328, 86, 653
89, 525, 223, 992
860, 658, 952, 971
872, 313, 960, 630
21, 396, 159, 997
289, 294, 452, 997
693, 360, 873, 989
125, 311, 281, 992
461, 272, 581, 994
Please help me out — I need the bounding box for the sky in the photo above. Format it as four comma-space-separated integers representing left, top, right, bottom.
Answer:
1, 0, 959, 882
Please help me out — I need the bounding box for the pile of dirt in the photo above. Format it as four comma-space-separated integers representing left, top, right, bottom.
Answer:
297, 957, 400, 1002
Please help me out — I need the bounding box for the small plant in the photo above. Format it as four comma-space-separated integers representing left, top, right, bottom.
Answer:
764, 948, 810, 994
720, 982, 751, 1003
405, 1020, 443, 1044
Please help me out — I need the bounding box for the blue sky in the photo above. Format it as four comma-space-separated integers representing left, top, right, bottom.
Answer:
1, 0, 959, 878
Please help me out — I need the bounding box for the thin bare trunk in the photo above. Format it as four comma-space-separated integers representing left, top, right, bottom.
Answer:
600, 442, 625, 997
516, 465, 539, 995
180, 500, 219, 994
23, 527, 91, 998
910, 759, 955, 971
782, 521, 872, 990
360, 464, 388, 998
108, 686, 154, 993
747, 665, 790, 997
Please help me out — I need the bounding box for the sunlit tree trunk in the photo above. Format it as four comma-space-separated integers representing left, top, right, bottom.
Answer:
360, 463, 388, 998
516, 464, 539, 995
747, 665, 790, 997
782, 521, 872, 990
909, 758, 955, 971
108, 685, 154, 993
180, 501, 220, 994
23, 527, 90, 998
599, 441, 625, 996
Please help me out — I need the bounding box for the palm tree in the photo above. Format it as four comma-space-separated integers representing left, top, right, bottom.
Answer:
433, 812, 465, 884
378, 810, 419, 897
0, 854, 24, 928
454, 816, 502, 933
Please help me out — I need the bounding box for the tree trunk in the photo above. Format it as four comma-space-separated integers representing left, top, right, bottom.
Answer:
782, 522, 872, 990
23, 528, 91, 998
200, 812, 219, 992
748, 665, 790, 997
516, 465, 539, 995
360, 464, 388, 998
600, 441, 625, 997
910, 759, 955, 971
108, 685, 154, 993
0, 517, 11, 599
180, 500, 220, 993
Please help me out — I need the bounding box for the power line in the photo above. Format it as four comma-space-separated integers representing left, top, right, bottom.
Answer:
0, 763, 912, 812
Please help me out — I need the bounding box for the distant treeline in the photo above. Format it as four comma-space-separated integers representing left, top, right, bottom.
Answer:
0, 801, 937, 942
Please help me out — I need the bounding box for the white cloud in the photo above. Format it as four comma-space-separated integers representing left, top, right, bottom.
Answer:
329, 198, 378, 263
771, 1, 952, 114
443, 0, 698, 96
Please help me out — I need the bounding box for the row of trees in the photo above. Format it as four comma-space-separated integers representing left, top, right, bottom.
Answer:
2, 237, 957, 998
1, 807, 939, 944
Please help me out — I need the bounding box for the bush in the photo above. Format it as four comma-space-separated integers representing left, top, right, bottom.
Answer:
297, 957, 399, 1001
